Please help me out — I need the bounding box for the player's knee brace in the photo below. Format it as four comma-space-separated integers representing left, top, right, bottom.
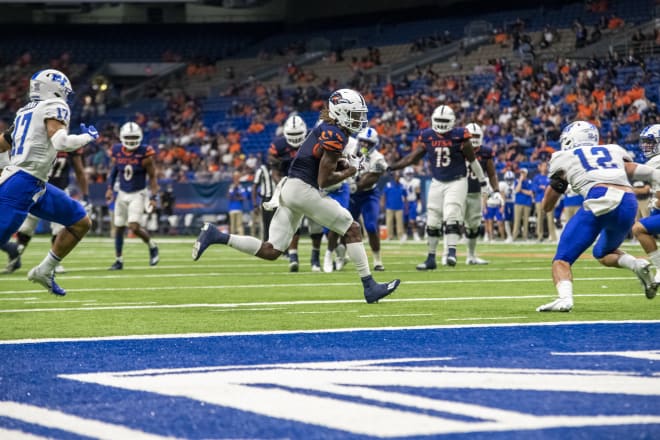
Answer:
426, 227, 441, 237
465, 228, 480, 239
444, 222, 462, 235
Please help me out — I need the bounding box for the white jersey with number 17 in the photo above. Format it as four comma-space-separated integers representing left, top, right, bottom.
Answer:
10, 98, 71, 182
549, 144, 632, 198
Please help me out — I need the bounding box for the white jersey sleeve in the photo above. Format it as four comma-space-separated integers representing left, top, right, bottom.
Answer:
10, 98, 71, 181
0, 151, 10, 169
549, 144, 631, 197
366, 150, 388, 174
645, 155, 660, 192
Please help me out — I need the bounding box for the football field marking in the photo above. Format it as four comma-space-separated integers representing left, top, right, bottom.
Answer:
0, 293, 644, 314
0, 401, 180, 440
0, 275, 642, 295
447, 316, 529, 321
0, 320, 657, 345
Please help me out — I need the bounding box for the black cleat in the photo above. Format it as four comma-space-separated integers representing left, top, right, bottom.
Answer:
364, 279, 400, 304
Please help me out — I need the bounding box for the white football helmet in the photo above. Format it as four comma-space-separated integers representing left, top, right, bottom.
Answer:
120, 122, 143, 150
328, 89, 368, 133
283, 115, 307, 148
504, 170, 515, 184
640, 124, 660, 158
559, 121, 599, 150
403, 166, 415, 181
465, 123, 484, 148
431, 105, 455, 134
29, 69, 73, 102
356, 127, 380, 155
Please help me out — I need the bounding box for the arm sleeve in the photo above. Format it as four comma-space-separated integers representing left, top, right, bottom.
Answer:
108, 165, 118, 188
50, 129, 94, 152
469, 159, 486, 183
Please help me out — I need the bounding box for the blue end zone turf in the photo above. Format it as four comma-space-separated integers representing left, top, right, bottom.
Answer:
0, 322, 658, 439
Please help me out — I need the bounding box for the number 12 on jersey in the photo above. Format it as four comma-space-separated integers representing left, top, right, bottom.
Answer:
573, 146, 618, 171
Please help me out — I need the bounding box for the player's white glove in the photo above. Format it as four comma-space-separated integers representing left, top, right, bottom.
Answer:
347, 154, 366, 173
480, 181, 491, 196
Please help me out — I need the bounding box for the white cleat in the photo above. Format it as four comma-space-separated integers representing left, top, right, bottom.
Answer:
536, 297, 573, 312
54, 264, 66, 274
466, 257, 488, 265
633, 259, 657, 299
441, 255, 448, 266
311, 264, 322, 273
323, 252, 334, 273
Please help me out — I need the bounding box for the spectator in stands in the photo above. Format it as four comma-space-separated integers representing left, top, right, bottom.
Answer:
574, 19, 587, 48
607, 14, 624, 30
539, 26, 554, 49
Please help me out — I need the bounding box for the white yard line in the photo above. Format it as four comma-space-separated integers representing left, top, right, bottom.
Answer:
0, 401, 180, 440
0, 293, 645, 314
359, 313, 434, 318
0, 276, 640, 295
1, 320, 657, 345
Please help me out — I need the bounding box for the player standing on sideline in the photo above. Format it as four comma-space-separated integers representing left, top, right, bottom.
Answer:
400, 167, 421, 242
6, 142, 90, 274
460, 123, 498, 264
265, 115, 323, 272
382, 170, 406, 241
105, 122, 159, 270
252, 159, 275, 241
501, 170, 515, 242
632, 124, 660, 292
346, 127, 389, 271
537, 121, 659, 312
389, 105, 488, 269
193, 89, 400, 303
0, 69, 97, 295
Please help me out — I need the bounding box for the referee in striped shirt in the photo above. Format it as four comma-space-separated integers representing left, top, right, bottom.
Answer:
252, 161, 275, 241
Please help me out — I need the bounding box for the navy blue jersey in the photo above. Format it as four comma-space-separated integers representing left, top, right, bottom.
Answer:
47, 148, 83, 190
289, 123, 348, 189
467, 145, 494, 193
268, 136, 298, 177
416, 127, 470, 181
110, 144, 155, 193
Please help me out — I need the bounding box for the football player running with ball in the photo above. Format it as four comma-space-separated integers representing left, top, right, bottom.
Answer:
537, 121, 660, 312
193, 89, 400, 303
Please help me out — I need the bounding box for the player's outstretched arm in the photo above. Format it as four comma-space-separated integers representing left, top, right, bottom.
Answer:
48, 120, 98, 152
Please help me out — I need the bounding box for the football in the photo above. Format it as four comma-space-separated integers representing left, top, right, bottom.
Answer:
336, 158, 350, 171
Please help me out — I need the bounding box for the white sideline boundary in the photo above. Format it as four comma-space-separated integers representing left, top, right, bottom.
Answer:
0, 320, 657, 345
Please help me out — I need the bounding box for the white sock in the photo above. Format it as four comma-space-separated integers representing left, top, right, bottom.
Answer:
446, 233, 459, 248
347, 242, 370, 278
228, 235, 262, 256
617, 253, 637, 270
148, 239, 157, 249
336, 244, 346, 260
372, 250, 382, 266
427, 235, 440, 254
556, 280, 573, 299
38, 250, 61, 273
648, 250, 660, 268
467, 238, 477, 258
